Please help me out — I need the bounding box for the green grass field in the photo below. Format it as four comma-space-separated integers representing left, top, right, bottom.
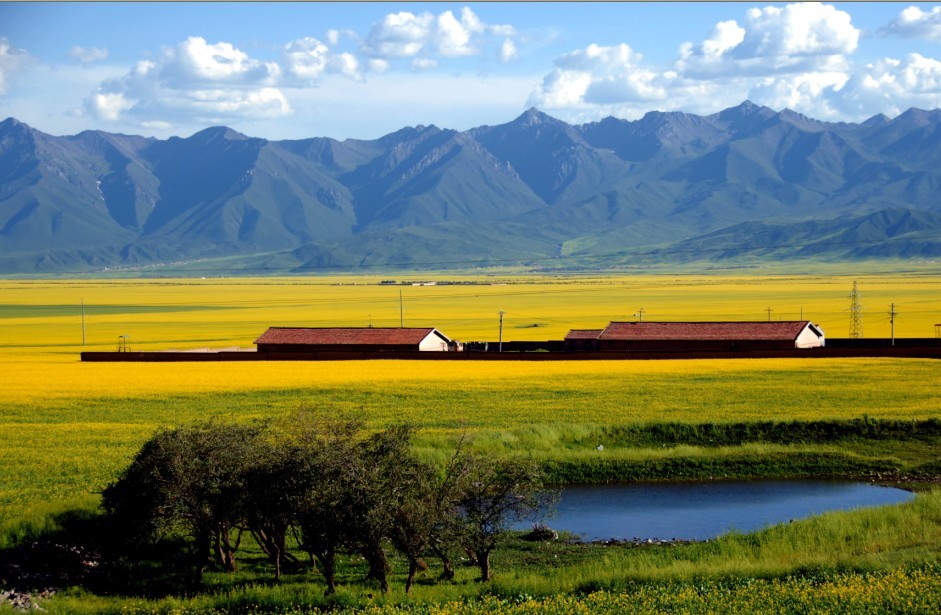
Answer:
1, 271, 940, 612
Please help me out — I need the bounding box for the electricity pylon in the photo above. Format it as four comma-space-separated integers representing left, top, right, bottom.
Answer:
849, 280, 863, 339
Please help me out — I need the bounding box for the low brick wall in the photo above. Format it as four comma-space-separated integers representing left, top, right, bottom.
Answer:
81, 345, 941, 362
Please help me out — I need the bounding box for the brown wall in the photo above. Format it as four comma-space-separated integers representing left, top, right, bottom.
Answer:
81, 345, 941, 362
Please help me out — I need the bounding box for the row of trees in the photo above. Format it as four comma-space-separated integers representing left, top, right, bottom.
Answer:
101, 412, 551, 593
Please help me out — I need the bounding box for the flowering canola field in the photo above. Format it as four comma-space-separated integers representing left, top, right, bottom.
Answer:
1, 272, 940, 521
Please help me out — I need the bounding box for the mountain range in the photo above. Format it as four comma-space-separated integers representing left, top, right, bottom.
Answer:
2, 101, 941, 274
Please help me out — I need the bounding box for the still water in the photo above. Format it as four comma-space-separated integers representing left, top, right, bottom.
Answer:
524, 480, 914, 541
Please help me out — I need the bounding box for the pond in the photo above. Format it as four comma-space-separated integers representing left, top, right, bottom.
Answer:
522, 480, 914, 541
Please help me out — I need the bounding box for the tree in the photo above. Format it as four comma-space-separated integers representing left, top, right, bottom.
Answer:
284, 411, 440, 594
355, 424, 437, 594
242, 440, 305, 580
454, 454, 550, 582
101, 421, 263, 585
285, 411, 361, 595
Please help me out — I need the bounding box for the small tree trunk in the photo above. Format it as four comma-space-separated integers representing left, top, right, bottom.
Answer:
364, 543, 390, 593
194, 528, 212, 586
431, 543, 455, 581
405, 560, 418, 594
316, 547, 337, 595
477, 550, 492, 582
216, 525, 240, 572
273, 542, 282, 580
404, 557, 428, 594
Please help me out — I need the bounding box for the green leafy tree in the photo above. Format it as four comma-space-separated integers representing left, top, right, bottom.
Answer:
454, 455, 550, 582
101, 421, 263, 585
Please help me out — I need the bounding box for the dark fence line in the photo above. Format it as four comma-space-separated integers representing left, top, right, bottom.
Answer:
81, 344, 941, 363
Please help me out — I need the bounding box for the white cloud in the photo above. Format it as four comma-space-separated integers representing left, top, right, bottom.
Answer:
881, 6, 941, 41
528, 2, 900, 124
700, 21, 746, 59
84, 36, 291, 126
328, 53, 361, 79
434, 10, 475, 57
163, 37, 280, 85
0, 37, 31, 96
530, 43, 668, 110
363, 11, 434, 58
362, 6, 523, 65
69, 46, 109, 64
738, 3, 858, 57
90, 91, 135, 121
283, 37, 367, 82
283, 37, 330, 80
678, 2, 858, 78
499, 39, 518, 63
747, 72, 850, 119
823, 53, 941, 118
188, 87, 291, 118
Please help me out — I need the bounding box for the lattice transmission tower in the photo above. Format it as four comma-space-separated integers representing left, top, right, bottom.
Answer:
848, 280, 863, 339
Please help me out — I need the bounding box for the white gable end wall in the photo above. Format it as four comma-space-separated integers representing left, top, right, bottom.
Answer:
795, 324, 825, 348
418, 331, 450, 351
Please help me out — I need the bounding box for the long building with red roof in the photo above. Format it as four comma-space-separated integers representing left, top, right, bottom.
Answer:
565, 321, 825, 352
254, 327, 453, 353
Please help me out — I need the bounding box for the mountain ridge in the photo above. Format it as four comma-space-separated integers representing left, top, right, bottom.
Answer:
2, 102, 941, 274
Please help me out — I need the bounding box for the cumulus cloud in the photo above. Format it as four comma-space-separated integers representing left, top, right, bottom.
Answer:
76, 6, 524, 131
678, 2, 858, 77
364, 11, 434, 58
529, 43, 669, 110
69, 46, 109, 64
85, 36, 291, 125
163, 37, 280, 86
282, 36, 371, 82
0, 37, 31, 96
283, 37, 330, 80
823, 53, 941, 118
362, 6, 522, 64
527, 2, 930, 124
881, 6, 941, 41
89, 91, 134, 121
328, 53, 361, 80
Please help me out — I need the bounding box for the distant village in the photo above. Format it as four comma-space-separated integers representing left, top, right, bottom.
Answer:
253, 321, 826, 353
80, 317, 941, 362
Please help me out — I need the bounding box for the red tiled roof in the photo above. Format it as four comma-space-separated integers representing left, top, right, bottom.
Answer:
598, 321, 815, 341
254, 327, 445, 346
564, 329, 604, 340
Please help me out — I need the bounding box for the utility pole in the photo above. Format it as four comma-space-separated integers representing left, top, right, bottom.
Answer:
888, 303, 897, 347
498, 310, 505, 353
765, 307, 773, 322
399, 289, 404, 328
635, 307, 645, 322
849, 281, 863, 339
81, 298, 86, 347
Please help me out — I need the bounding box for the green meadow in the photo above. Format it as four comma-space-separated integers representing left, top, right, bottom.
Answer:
1, 270, 940, 612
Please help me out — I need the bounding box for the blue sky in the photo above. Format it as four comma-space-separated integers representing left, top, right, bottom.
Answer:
3, 2, 941, 140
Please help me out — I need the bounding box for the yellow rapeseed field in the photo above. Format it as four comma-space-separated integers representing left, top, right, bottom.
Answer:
1, 271, 940, 521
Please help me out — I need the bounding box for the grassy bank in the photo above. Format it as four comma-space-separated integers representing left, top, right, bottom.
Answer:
2, 357, 940, 521
4, 489, 941, 613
